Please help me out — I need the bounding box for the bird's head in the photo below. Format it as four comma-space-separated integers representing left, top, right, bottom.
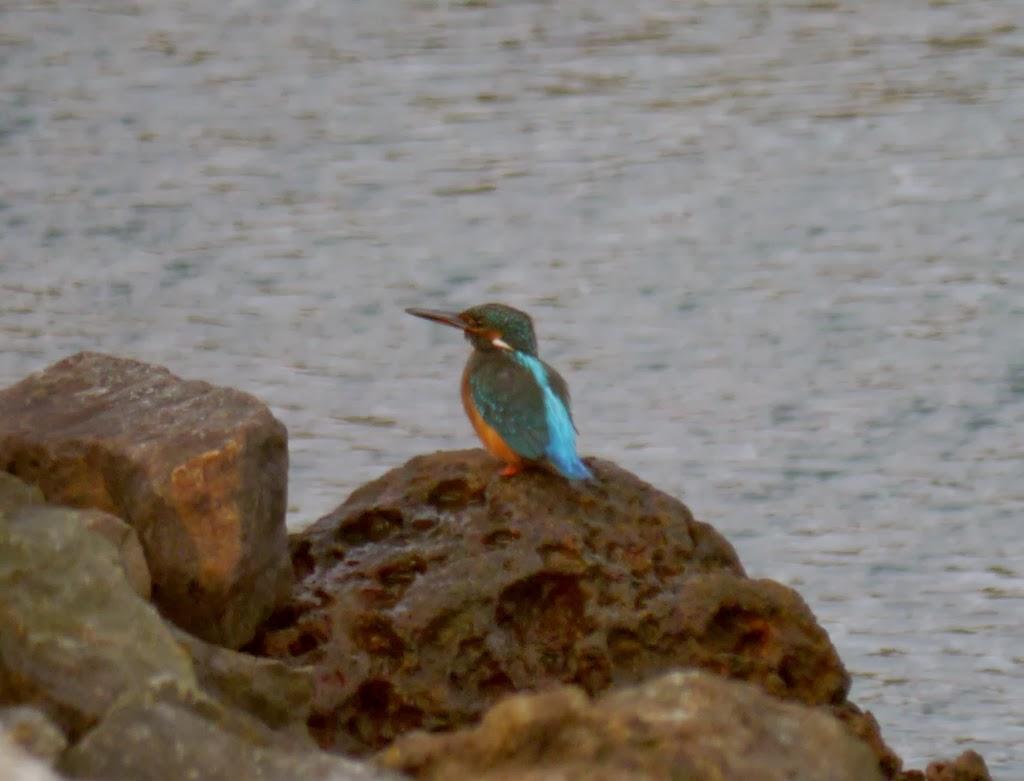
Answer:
406, 302, 538, 355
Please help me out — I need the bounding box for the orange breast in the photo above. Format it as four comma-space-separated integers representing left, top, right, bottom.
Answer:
461, 371, 521, 466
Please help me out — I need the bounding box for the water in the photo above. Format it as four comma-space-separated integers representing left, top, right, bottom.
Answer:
2, 0, 1022, 774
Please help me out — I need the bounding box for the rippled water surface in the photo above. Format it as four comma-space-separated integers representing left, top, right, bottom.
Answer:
2, 0, 1022, 774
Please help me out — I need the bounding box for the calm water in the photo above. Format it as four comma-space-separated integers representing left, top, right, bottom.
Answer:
2, 0, 1022, 774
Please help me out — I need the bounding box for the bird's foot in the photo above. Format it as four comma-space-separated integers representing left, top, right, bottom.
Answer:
498, 463, 522, 478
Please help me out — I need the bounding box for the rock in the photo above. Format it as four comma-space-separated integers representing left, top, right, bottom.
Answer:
252, 450, 849, 754
76, 506, 152, 599
0, 351, 291, 648
831, 701, 904, 778
0, 471, 151, 599
0, 706, 67, 765
0, 471, 44, 509
0, 732, 63, 781
0, 498, 196, 737
377, 669, 885, 781
172, 626, 316, 739
898, 750, 992, 781
59, 678, 399, 781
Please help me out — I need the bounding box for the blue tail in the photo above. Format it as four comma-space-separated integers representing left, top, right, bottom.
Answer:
549, 452, 594, 481
512, 353, 593, 482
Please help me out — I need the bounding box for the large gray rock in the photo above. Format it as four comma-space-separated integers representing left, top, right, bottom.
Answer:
0, 732, 63, 781
172, 626, 316, 740
75, 506, 152, 599
0, 470, 389, 781
0, 471, 43, 509
59, 678, 397, 781
0, 490, 196, 737
0, 352, 291, 648
0, 471, 150, 598
0, 706, 67, 766
379, 669, 885, 781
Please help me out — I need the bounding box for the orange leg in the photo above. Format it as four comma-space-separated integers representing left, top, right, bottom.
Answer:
498, 463, 522, 477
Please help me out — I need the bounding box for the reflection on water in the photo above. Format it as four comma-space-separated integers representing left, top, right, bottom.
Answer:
2, 0, 1022, 773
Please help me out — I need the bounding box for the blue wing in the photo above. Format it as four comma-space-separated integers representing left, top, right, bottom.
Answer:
469, 351, 591, 480
518, 355, 592, 480
467, 352, 548, 461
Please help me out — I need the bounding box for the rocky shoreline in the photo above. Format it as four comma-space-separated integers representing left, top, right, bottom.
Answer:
0, 353, 992, 780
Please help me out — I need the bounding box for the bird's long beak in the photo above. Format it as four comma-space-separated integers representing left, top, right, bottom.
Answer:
405, 307, 470, 331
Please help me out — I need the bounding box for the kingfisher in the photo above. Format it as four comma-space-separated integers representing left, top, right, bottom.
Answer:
406, 303, 593, 481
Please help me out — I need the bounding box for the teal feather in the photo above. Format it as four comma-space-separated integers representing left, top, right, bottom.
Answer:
468, 350, 592, 480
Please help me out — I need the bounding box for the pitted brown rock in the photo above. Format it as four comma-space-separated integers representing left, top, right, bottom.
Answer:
0, 352, 291, 648
251, 449, 849, 754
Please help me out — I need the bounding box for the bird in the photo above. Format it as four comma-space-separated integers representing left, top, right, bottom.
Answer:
406, 302, 593, 481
